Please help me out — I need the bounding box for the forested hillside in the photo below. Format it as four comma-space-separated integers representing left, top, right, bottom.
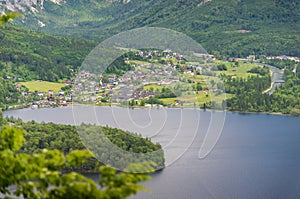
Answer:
4, 118, 165, 172
0, 24, 95, 81
11, 0, 300, 57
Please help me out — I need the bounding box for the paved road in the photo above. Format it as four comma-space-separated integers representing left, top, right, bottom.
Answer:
257, 63, 285, 95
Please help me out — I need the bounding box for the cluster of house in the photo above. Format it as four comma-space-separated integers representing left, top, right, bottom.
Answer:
108, 87, 159, 102
28, 89, 73, 109
228, 55, 300, 63
72, 50, 220, 104
75, 61, 183, 103
227, 55, 256, 62
73, 70, 102, 94
265, 55, 300, 62
119, 67, 180, 85
135, 49, 184, 60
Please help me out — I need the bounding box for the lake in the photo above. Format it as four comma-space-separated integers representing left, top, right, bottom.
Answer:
4, 107, 300, 199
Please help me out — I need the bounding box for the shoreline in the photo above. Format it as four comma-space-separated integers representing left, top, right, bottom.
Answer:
4, 103, 298, 117
227, 109, 290, 117
66, 103, 300, 117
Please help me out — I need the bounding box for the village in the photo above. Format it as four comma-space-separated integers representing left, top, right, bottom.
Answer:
19, 49, 300, 109
73, 49, 214, 106
18, 86, 73, 109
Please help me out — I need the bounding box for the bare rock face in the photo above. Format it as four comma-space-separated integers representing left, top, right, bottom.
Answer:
0, 0, 65, 13
0, 0, 132, 15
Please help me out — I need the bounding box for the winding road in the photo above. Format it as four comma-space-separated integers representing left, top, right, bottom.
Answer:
257, 63, 285, 95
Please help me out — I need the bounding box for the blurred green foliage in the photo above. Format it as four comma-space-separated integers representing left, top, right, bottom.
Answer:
0, 124, 155, 198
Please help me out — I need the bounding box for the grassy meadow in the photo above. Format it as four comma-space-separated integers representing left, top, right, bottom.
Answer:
20, 81, 65, 93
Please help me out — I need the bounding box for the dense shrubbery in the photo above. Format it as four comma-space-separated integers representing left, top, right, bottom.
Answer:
0, 75, 25, 108
145, 96, 165, 106
248, 67, 269, 76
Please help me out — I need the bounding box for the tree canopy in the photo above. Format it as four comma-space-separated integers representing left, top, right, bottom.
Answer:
0, 125, 152, 199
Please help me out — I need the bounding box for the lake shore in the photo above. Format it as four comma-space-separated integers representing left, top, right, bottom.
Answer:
4, 103, 298, 117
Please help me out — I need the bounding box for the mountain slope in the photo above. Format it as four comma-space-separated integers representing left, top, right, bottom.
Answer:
0, 0, 64, 13
7, 0, 154, 39
2, 0, 300, 57
108, 0, 300, 57
0, 24, 95, 81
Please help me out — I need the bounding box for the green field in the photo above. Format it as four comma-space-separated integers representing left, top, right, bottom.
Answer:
20, 81, 65, 93
129, 60, 153, 66
214, 61, 262, 78
142, 84, 164, 92
160, 92, 234, 107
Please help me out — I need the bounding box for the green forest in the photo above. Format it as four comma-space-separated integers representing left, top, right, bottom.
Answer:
0, 25, 95, 82
226, 60, 300, 115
